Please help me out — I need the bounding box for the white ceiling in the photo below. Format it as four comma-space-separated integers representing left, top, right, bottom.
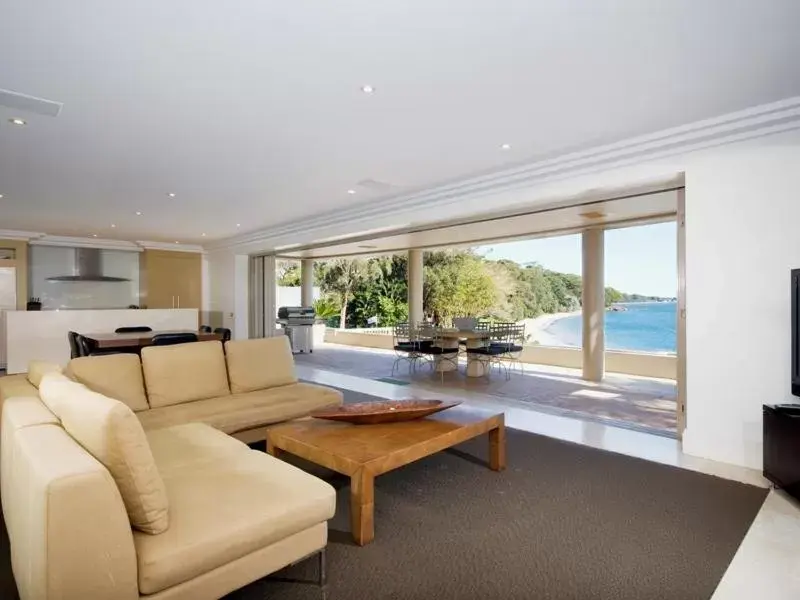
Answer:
1, 0, 799, 244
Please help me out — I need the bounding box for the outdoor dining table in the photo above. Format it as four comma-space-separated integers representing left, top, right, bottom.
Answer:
434, 328, 492, 377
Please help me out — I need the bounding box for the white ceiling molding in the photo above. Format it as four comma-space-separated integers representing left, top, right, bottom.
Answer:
30, 235, 143, 251
0, 229, 45, 241
136, 241, 205, 253
210, 95, 800, 253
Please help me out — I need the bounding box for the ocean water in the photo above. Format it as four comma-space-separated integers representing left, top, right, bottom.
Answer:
543, 302, 677, 353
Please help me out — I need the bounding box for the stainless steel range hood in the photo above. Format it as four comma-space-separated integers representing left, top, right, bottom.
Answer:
46, 248, 130, 282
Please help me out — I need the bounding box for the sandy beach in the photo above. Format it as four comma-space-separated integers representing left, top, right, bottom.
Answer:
520, 310, 581, 346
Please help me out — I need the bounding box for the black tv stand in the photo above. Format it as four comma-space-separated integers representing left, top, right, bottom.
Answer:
763, 404, 800, 501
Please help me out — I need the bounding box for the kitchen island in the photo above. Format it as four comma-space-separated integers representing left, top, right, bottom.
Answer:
4, 308, 199, 374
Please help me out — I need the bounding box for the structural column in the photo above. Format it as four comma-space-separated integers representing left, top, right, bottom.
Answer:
581, 228, 605, 382
300, 258, 314, 307
407, 249, 424, 326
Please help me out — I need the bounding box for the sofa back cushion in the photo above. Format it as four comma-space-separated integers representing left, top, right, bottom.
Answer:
141, 341, 230, 408
67, 354, 150, 412
26, 360, 62, 388
41, 379, 170, 534
224, 336, 297, 393
38, 372, 91, 414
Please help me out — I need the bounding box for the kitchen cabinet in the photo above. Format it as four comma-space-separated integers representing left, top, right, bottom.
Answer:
139, 250, 201, 310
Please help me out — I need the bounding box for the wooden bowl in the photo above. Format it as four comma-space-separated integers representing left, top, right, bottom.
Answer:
311, 399, 462, 425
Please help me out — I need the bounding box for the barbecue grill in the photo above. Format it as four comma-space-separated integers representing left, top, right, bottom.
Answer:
276, 306, 315, 353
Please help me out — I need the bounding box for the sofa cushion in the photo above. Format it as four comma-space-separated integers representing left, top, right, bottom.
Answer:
26, 361, 62, 388
67, 354, 149, 412
133, 449, 336, 594
0, 374, 39, 408
224, 336, 297, 393
145, 423, 248, 473
141, 341, 230, 408
136, 383, 343, 434
45, 382, 169, 534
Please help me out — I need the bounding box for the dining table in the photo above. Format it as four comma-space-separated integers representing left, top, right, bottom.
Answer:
434, 328, 492, 377
81, 330, 221, 350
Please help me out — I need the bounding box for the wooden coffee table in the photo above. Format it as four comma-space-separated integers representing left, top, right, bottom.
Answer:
266, 405, 505, 546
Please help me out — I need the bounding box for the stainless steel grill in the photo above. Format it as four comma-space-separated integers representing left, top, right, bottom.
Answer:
276, 306, 316, 353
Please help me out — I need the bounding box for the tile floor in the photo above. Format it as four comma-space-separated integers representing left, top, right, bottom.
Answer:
297, 343, 678, 434
297, 361, 800, 600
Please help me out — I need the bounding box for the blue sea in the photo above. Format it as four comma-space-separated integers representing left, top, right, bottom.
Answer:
543, 302, 677, 353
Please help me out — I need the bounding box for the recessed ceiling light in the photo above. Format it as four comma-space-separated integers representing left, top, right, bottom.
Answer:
135, 211, 142, 216
8, 118, 26, 126
174, 241, 179, 244
201, 233, 206, 237
92, 234, 98, 238
236, 223, 241, 227
500, 143, 512, 150
168, 192, 176, 198
360, 84, 375, 94
347, 189, 356, 195
110, 224, 116, 228
0, 194, 4, 199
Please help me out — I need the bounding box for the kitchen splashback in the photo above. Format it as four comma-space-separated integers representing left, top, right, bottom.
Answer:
29, 245, 140, 309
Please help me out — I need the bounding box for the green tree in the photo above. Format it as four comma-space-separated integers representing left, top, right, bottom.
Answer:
276, 261, 301, 286
313, 295, 341, 325
423, 250, 496, 323
605, 286, 624, 307
320, 259, 370, 329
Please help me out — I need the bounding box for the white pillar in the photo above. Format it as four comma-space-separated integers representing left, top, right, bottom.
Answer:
408, 249, 424, 326
581, 229, 605, 381
300, 259, 314, 307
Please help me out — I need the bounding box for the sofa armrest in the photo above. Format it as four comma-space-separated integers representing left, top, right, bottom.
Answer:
5, 425, 138, 600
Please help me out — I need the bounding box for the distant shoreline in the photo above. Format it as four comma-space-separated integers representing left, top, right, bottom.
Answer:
520, 310, 581, 346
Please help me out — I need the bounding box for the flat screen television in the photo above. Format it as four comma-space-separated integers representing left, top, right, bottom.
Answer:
794, 269, 800, 396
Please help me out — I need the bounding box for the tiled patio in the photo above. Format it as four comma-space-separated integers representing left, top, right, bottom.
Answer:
296, 342, 678, 436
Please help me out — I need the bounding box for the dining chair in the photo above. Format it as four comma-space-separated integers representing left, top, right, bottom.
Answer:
76, 335, 120, 357
151, 332, 199, 346
67, 331, 81, 359
199, 325, 212, 333
492, 324, 526, 376
391, 323, 423, 375
213, 327, 232, 342
114, 326, 152, 333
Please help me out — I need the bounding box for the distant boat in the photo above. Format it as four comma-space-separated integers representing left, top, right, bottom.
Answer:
608, 305, 628, 312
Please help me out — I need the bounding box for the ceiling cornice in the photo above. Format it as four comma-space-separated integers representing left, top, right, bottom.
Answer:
30, 235, 143, 251
0, 229, 45, 241
136, 240, 206, 253
210, 95, 800, 253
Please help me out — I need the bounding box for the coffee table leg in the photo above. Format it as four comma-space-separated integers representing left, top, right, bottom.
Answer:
266, 439, 281, 459
350, 469, 375, 546
489, 421, 506, 471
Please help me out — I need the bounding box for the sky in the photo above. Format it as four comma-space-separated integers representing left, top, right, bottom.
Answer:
475, 221, 677, 297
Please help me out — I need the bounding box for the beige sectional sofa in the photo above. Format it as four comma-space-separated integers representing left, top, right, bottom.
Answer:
0, 335, 343, 440
0, 335, 344, 600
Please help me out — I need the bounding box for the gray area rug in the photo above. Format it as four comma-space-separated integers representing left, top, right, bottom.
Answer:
231, 429, 765, 599
0, 398, 766, 600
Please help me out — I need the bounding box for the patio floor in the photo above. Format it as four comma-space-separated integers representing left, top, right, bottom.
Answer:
295, 342, 678, 436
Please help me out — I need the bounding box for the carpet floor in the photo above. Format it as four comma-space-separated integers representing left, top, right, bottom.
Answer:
0, 423, 766, 600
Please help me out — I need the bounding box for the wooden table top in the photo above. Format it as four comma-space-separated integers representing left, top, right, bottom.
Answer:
82, 330, 220, 349
267, 404, 504, 477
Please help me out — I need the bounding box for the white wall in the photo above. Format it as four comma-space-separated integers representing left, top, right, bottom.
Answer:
683, 140, 800, 469
206, 248, 250, 338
